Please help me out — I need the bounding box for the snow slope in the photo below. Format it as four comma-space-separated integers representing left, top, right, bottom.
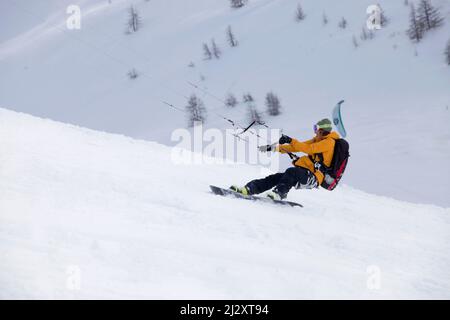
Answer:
1, 108, 449, 299
1, 0, 449, 207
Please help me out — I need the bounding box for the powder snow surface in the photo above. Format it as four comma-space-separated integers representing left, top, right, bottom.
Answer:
1, 108, 449, 299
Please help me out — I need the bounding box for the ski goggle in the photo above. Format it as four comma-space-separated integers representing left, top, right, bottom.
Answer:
313, 124, 319, 133
313, 124, 331, 133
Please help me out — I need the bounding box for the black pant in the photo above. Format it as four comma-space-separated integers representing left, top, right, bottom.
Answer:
245, 167, 318, 198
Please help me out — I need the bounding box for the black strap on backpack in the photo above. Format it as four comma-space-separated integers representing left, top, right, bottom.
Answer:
309, 139, 349, 191
309, 152, 327, 173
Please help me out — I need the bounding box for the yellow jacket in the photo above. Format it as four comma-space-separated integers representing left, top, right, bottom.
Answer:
276, 131, 340, 184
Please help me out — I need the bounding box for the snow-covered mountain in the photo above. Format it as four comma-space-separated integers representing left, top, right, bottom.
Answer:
1, 0, 449, 207
1, 108, 449, 299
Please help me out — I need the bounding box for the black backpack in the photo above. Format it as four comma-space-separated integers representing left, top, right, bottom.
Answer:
311, 139, 350, 191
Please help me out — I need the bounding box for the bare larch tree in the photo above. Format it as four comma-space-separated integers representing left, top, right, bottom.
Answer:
295, 3, 306, 22
230, 0, 246, 9
225, 93, 238, 108
379, 5, 389, 27
186, 94, 206, 127
226, 26, 238, 47
360, 27, 368, 40
247, 106, 263, 124
445, 40, 450, 65
322, 12, 328, 25
265, 92, 282, 116
127, 68, 138, 79
243, 93, 262, 124
352, 36, 359, 49
211, 39, 222, 59
417, 0, 444, 31
407, 3, 424, 42
203, 43, 212, 60
360, 26, 375, 41
243, 93, 254, 103
338, 17, 347, 29
127, 6, 141, 33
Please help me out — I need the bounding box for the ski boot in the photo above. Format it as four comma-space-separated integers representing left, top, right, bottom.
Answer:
266, 188, 285, 201
229, 185, 250, 196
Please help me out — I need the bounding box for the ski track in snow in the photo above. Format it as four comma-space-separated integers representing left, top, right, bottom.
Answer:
1, 108, 449, 299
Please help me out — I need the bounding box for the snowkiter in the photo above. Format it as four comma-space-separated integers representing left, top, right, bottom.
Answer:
231, 118, 339, 200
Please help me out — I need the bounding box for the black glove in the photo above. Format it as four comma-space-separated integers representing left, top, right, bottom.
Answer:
279, 134, 292, 145
258, 144, 273, 152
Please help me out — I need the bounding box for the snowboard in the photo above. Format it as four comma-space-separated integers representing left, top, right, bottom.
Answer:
210, 185, 303, 208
